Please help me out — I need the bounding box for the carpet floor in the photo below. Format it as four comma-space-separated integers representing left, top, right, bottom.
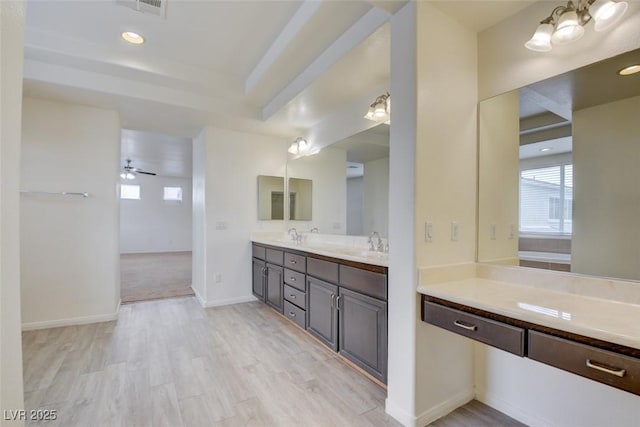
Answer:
120, 251, 194, 303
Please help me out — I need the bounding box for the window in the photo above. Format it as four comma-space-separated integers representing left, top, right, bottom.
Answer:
120, 184, 140, 200
163, 186, 183, 202
520, 163, 572, 234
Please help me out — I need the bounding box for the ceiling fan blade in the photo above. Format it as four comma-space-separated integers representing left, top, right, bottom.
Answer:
136, 170, 157, 176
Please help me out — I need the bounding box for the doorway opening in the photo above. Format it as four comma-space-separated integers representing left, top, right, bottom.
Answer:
119, 129, 194, 303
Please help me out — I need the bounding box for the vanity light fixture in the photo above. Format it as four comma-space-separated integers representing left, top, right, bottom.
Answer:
121, 31, 145, 44
288, 137, 320, 157
364, 92, 391, 124
525, 0, 628, 52
618, 64, 640, 76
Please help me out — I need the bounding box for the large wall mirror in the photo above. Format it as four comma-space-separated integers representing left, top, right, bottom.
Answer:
478, 48, 640, 282
286, 124, 389, 236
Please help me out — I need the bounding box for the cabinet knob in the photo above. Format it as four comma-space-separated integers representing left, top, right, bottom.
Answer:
289, 294, 296, 299
289, 311, 296, 317
289, 276, 296, 282
289, 259, 297, 264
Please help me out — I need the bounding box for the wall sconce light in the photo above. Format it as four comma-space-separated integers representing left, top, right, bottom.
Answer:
525, 0, 628, 52
364, 92, 391, 124
288, 137, 320, 157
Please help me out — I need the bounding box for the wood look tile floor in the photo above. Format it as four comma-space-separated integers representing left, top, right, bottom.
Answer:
22, 297, 524, 427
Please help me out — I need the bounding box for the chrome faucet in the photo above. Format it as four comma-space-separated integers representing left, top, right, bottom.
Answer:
309, 227, 319, 233
288, 228, 301, 243
368, 231, 384, 252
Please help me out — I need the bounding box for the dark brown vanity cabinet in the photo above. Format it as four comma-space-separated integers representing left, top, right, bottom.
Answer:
306, 257, 388, 383
252, 258, 266, 299
265, 263, 284, 313
307, 276, 339, 351
252, 243, 388, 384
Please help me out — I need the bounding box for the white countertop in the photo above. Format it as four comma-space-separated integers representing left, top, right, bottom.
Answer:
251, 233, 388, 267
418, 277, 640, 350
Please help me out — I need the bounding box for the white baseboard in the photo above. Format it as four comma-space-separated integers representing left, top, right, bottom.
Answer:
476, 388, 557, 427
22, 300, 121, 331
386, 389, 473, 427
385, 398, 414, 427
416, 389, 474, 427
191, 285, 206, 307
191, 288, 257, 308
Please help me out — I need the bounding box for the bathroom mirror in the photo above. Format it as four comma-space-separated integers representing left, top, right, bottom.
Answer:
286, 124, 389, 236
288, 177, 312, 220
257, 175, 285, 220
477, 48, 640, 282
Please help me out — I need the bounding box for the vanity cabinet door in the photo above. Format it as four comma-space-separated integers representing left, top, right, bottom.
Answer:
265, 264, 284, 313
252, 258, 266, 300
307, 276, 338, 351
338, 288, 387, 383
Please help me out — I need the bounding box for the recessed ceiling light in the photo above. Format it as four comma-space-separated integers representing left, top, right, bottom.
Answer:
540, 147, 552, 152
121, 31, 144, 45
618, 64, 640, 76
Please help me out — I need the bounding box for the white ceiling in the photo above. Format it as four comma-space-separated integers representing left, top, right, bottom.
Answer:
121, 129, 192, 178
430, 1, 536, 32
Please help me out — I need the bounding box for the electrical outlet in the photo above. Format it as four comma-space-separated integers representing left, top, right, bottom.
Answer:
215, 273, 222, 283
451, 222, 459, 241
490, 224, 497, 240
425, 222, 433, 243
509, 223, 516, 239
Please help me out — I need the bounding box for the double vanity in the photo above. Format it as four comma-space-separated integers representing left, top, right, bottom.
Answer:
251, 233, 389, 384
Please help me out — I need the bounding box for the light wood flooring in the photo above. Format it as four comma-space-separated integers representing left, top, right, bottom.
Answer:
120, 252, 193, 303
22, 297, 524, 427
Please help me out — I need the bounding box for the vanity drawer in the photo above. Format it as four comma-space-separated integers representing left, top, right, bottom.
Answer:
265, 248, 284, 265
307, 257, 339, 283
284, 252, 306, 273
528, 331, 640, 395
423, 301, 525, 356
284, 300, 306, 329
284, 284, 306, 310
284, 268, 305, 291
252, 244, 266, 260
339, 265, 387, 301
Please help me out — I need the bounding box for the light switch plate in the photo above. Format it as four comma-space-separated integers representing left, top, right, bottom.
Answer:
425, 222, 433, 242
451, 222, 459, 241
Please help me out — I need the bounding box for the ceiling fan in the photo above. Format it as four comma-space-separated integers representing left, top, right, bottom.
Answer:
120, 159, 156, 180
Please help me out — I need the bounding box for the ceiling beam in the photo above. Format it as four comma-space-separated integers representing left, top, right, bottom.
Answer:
244, 0, 324, 95
520, 86, 572, 121
261, 7, 390, 121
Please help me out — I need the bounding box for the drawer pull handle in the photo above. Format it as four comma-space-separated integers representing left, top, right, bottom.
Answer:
586, 359, 626, 378
453, 320, 477, 331
289, 260, 297, 264
289, 311, 296, 317
289, 277, 296, 282
289, 294, 296, 299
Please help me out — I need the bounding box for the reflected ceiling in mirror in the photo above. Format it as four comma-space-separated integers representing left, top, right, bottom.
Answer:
286, 124, 389, 236
478, 48, 640, 282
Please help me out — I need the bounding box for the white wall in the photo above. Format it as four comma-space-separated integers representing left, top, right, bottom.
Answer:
477, 91, 520, 263
191, 129, 207, 302
572, 96, 640, 281
20, 97, 120, 328
195, 126, 285, 307
347, 176, 364, 235
475, 3, 640, 426
414, 2, 478, 424
1, 1, 26, 422
385, 2, 418, 426
120, 174, 192, 253
286, 146, 347, 234
363, 156, 389, 237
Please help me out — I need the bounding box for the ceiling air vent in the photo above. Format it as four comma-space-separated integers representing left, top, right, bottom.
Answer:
116, 0, 167, 18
